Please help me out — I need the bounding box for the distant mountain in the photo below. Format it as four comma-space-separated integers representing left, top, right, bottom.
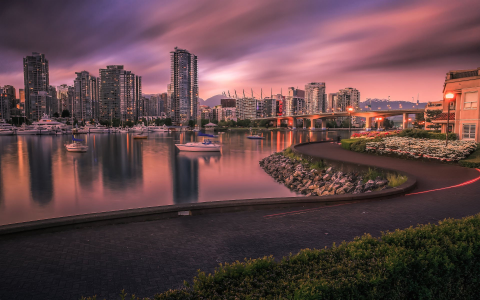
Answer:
200, 94, 223, 108
360, 98, 426, 110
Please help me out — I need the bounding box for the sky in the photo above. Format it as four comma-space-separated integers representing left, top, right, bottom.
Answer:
0, 0, 479, 102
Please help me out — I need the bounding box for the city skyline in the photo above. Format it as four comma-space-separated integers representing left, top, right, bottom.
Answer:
1, 0, 479, 101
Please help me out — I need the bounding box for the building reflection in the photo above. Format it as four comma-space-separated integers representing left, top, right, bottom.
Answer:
101, 135, 143, 190
73, 135, 100, 189
26, 136, 54, 205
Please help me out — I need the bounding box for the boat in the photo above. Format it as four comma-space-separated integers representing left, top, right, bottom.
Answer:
247, 135, 265, 139
32, 114, 67, 131
64, 137, 88, 152
118, 128, 128, 133
15, 124, 39, 135
130, 124, 147, 132
86, 124, 109, 133
0, 129, 14, 136
147, 125, 168, 132
133, 132, 148, 139
175, 139, 221, 152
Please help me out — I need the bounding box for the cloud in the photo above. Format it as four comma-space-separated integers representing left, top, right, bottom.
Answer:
0, 0, 479, 101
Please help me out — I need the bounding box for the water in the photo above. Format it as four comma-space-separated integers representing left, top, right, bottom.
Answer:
0, 130, 349, 225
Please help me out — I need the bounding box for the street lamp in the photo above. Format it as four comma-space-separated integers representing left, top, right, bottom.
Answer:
347, 106, 354, 133
375, 117, 383, 130
445, 92, 455, 146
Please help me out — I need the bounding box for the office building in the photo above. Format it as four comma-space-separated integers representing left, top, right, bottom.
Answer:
99, 65, 141, 122
263, 97, 276, 117
169, 47, 198, 125
284, 87, 305, 116
23, 52, 50, 120
336, 87, 360, 112
57, 84, 74, 114
236, 97, 257, 120
47, 86, 57, 116
304, 82, 326, 114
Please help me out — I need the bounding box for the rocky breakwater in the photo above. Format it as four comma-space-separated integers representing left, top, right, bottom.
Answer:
259, 153, 390, 196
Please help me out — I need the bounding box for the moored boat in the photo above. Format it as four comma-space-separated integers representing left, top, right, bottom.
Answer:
175, 139, 221, 152
247, 135, 265, 139
65, 137, 88, 152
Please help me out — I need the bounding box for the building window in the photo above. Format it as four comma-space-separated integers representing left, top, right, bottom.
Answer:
463, 124, 476, 139
464, 92, 478, 110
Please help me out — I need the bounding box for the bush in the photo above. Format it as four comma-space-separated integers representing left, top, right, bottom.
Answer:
386, 173, 408, 187
459, 144, 480, 168
112, 214, 480, 299
363, 167, 382, 183
340, 139, 356, 150
398, 129, 457, 141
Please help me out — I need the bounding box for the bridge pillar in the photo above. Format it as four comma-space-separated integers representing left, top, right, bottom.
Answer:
292, 117, 297, 130
365, 117, 372, 131
403, 113, 408, 129
303, 118, 307, 129
277, 119, 281, 127
320, 118, 327, 130
310, 118, 316, 130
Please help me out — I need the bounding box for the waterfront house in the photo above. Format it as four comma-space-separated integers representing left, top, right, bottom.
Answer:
433, 67, 480, 142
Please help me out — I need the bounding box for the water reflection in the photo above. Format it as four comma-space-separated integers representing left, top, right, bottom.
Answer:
0, 130, 351, 225
27, 136, 54, 206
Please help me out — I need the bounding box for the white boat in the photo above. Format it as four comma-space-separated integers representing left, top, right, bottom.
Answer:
148, 125, 168, 132
118, 128, 128, 133
130, 124, 147, 132
15, 124, 39, 135
0, 129, 14, 135
175, 139, 221, 152
32, 114, 67, 131
247, 135, 265, 140
65, 141, 89, 152
87, 125, 109, 133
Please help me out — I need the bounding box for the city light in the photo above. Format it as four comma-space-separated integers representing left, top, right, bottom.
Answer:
445, 92, 455, 99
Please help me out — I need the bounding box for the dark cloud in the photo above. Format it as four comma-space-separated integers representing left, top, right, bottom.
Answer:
0, 0, 479, 100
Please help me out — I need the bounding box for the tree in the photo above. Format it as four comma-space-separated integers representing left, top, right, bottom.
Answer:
164, 118, 172, 126
125, 121, 134, 127
201, 119, 209, 127
188, 120, 195, 127
53, 112, 59, 118
382, 118, 394, 130
61, 110, 71, 118
218, 120, 227, 127
424, 109, 442, 131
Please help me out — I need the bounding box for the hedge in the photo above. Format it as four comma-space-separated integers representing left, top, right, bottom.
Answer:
340, 138, 356, 150
459, 144, 480, 168
398, 129, 457, 141
83, 214, 480, 299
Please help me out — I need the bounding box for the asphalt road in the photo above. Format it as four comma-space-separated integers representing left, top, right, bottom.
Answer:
1, 142, 479, 299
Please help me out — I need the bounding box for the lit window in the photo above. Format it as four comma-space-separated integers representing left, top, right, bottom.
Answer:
464, 92, 478, 110
463, 124, 476, 139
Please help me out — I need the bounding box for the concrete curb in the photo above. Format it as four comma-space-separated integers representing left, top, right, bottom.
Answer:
0, 142, 417, 237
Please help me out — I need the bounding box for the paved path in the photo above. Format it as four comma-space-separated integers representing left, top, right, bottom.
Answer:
1, 143, 480, 299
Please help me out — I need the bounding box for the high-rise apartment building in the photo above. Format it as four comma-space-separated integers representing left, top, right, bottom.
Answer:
74, 71, 99, 121
0, 86, 14, 120
304, 82, 326, 114
57, 84, 74, 113
236, 97, 257, 120
47, 86, 57, 116
263, 97, 276, 117
23, 52, 50, 120
99, 65, 141, 122
327, 93, 338, 112
336, 87, 360, 111
284, 87, 305, 116
169, 47, 198, 125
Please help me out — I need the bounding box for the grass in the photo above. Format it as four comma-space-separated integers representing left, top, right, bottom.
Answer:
340, 138, 356, 150
386, 173, 408, 187
281, 147, 326, 170
363, 167, 382, 183
83, 214, 480, 299
459, 144, 480, 168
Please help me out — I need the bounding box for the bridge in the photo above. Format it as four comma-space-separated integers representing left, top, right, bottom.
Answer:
254, 109, 425, 130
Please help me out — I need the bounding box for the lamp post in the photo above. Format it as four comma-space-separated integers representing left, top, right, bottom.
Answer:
347, 106, 354, 134
445, 92, 455, 146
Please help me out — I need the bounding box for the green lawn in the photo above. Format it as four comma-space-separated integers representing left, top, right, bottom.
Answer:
459, 144, 480, 168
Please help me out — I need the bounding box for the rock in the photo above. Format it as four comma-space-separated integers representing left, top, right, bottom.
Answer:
326, 167, 333, 173
375, 179, 388, 187
314, 176, 321, 181
343, 184, 355, 193
352, 185, 363, 194
305, 193, 312, 197
322, 174, 331, 181
364, 180, 376, 191
336, 187, 346, 195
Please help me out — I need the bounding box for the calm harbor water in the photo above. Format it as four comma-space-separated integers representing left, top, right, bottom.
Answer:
0, 130, 349, 225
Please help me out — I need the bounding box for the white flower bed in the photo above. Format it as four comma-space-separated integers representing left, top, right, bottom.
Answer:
366, 137, 478, 161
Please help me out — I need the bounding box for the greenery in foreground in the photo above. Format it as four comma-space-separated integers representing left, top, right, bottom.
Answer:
82, 214, 480, 299
459, 144, 480, 168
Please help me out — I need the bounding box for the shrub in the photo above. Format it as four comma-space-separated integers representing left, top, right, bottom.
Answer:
398, 129, 457, 141
459, 144, 480, 168
386, 173, 408, 187
363, 167, 382, 183
340, 139, 356, 150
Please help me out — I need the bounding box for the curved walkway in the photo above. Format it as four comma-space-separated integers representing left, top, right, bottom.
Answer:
1, 142, 480, 299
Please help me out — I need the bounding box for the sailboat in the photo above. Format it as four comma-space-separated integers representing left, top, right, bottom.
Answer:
65, 136, 88, 152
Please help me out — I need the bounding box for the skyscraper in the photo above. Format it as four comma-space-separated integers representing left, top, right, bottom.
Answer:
169, 47, 198, 125
47, 86, 57, 116
99, 65, 141, 122
285, 87, 305, 116
336, 87, 360, 111
57, 84, 74, 114
23, 52, 50, 120
304, 82, 326, 114
74, 71, 99, 121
